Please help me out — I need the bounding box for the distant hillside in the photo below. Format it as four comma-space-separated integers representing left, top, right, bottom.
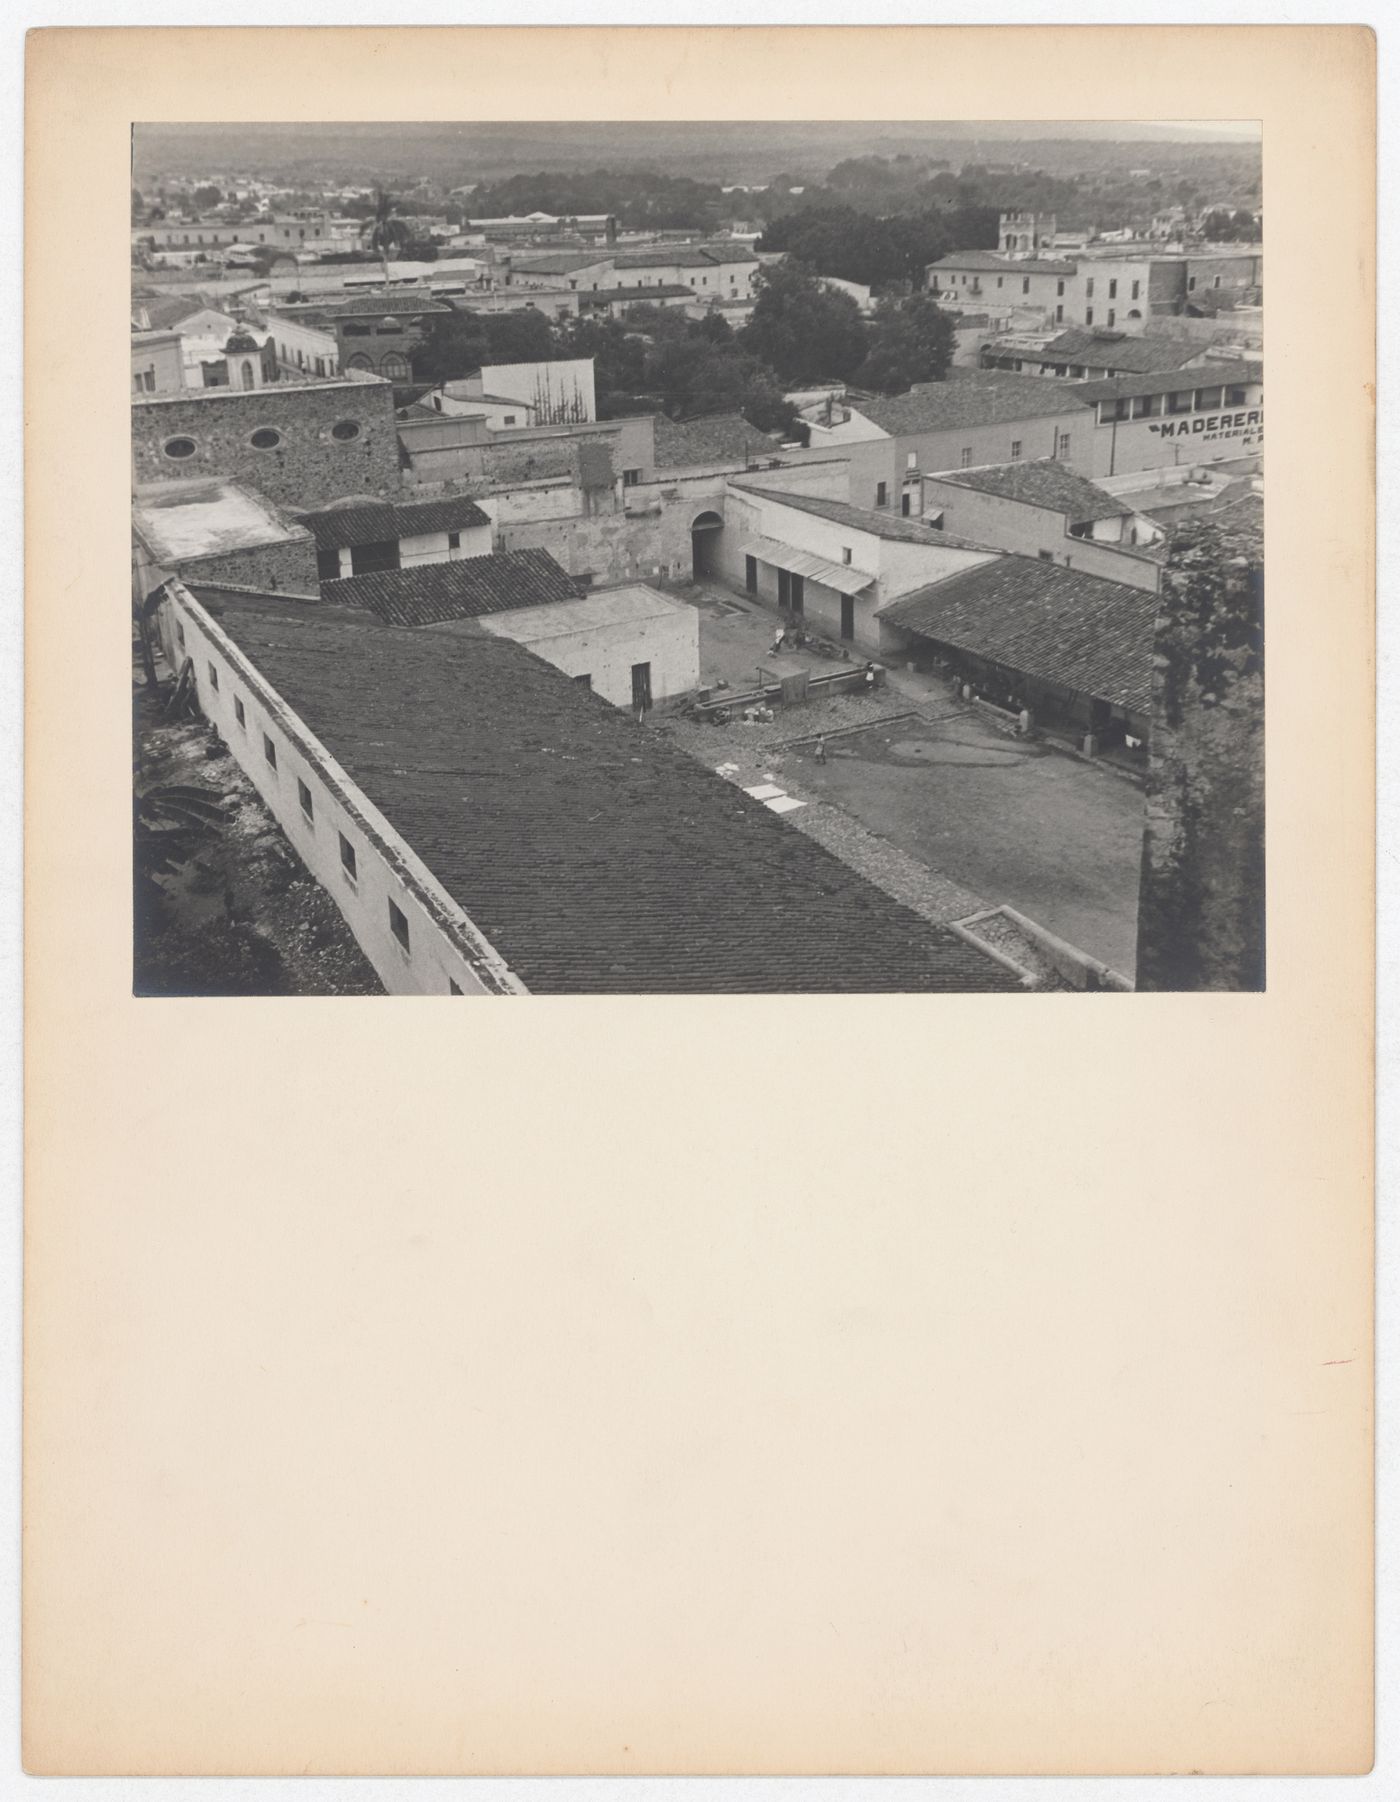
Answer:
133, 120, 1260, 191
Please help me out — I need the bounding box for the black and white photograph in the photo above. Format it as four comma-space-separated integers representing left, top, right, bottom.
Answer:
130, 119, 1264, 996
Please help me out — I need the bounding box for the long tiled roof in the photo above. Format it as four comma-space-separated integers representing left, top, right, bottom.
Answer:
1074, 360, 1261, 404
511, 252, 617, 276
858, 371, 1092, 435
298, 494, 491, 549
929, 251, 1078, 276
193, 590, 1016, 994
323, 548, 580, 625
599, 284, 695, 304
734, 485, 995, 554
937, 459, 1130, 522
275, 294, 456, 322
879, 558, 1158, 714
1032, 329, 1204, 375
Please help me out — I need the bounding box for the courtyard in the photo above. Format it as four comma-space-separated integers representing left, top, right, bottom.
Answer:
672, 580, 1146, 976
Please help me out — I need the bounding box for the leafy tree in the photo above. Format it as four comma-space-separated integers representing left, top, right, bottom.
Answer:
410, 306, 564, 385
853, 291, 956, 395
739, 262, 868, 383
680, 351, 796, 435
193, 184, 223, 209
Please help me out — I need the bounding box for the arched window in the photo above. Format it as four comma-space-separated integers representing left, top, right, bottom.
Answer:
240, 361, 255, 390
345, 352, 374, 372
379, 352, 410, 381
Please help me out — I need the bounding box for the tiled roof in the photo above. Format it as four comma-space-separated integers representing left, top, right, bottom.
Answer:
1033, 329, 1204, 375
323, 548, 580, 625
613, 245, 759, 271
937, 459, 1131, 522
297, 494, 491, 550
879, 558, 1158, 714
599, 284, 695, 303
857, 370, 1092, 435
511, 252, 617, 276
929, 251, 1077, 275
653, 412, 769, 469
275, 294, 456, 322
1074, 360, 1261, 404
734, 486, 995, 554
133, 294, 207, 331
191, 589, 1016, 993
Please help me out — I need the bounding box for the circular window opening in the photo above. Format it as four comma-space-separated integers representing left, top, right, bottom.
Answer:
331, 420, 361, 442
250, 427, 282, 450
163, 436, 197, 460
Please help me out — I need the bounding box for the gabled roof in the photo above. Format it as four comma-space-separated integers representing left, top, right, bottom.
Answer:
1075, 360, 1261, 404
296, 494, 490, 550
929, 251, 1078, 276
188, 588, 1016, 994
1032, 329, 1204, 375
323, 547, 580, 625
936, 459, 1131, 522
857, 370, 1092, 436
734, 485, 996, 554
273, 294, 456, 322
511, 252, 617, 276
879, 557, 1158, 714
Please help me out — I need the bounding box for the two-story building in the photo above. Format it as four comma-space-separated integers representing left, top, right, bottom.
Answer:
842, 371, 1097, 510
1072, 361, 1263, 478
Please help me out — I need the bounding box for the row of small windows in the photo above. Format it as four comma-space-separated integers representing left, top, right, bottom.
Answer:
160, 419, 362, 460
195, 634, 466, 994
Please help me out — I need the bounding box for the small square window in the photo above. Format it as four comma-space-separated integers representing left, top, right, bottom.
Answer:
389, 899, 411, 953
263, 733, 277, 771
297, 778, 314, 823
875, 481, 887, 507
573, 673, 592, 689
175, 621, 186, 651
1010, 440, 1022, 460
207, 662, 219, 691
906, 451, 917, 470
339, 833, 357, 883
842, 547, 852, 565
234, 696, 246, 730
447, 530, 460, 549
960, 448, 972, 469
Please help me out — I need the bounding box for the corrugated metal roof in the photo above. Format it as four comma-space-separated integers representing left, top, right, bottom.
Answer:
740, 536, 875, 597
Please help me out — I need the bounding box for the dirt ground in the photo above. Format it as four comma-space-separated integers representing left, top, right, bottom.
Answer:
667, 581, 1146, 974
134, 673, 383, 997
789, 708, 1146, 975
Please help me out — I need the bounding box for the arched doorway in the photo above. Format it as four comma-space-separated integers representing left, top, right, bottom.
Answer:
690, 510, 723, 581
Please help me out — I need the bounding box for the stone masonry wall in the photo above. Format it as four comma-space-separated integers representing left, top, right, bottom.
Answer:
176, 533, 322, 597
132, 379, 401, 509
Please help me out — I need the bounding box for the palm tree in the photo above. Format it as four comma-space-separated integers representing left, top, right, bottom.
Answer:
360, 189, 412, 288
